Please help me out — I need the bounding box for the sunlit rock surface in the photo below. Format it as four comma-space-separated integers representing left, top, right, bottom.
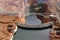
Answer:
0, 14, 17, 40
0, 0, 26, 15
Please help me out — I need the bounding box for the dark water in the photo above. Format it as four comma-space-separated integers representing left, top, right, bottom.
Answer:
13, 28, 50, 40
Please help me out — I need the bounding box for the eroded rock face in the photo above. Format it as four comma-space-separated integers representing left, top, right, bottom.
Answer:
49, 12, 60, 40
49, 25, 60, 40
0, 0, 27, 24
0, 0, 26, 14
0, 14, 17, 40
0, 14, 17, 22
0, 23, 17, 40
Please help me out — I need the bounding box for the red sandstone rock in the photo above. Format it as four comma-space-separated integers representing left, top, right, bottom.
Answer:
0, 14, 17, 40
